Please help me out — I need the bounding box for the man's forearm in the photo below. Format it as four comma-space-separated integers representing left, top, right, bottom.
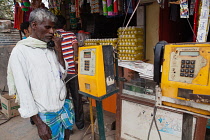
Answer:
31, 114, 44, 126
56, 51, 65, 69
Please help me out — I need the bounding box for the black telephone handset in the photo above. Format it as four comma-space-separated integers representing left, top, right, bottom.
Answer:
153, 41, 168, 85
47, 40, 55, 50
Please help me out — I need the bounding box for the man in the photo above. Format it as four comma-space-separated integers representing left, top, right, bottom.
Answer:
55, 15, 85, 130
7, 8, 74, 140
20, 21, 31, 39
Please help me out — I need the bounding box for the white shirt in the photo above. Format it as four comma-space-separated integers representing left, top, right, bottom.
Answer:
7, 37, 67, 118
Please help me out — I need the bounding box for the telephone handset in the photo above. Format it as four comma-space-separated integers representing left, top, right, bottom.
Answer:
47, 40, 55, 49
153, 41, 168, 85
47, 31, 62, 49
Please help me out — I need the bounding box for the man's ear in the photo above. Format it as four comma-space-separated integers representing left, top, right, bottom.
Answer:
31, 21, 37, 29
23, 29, 28, 34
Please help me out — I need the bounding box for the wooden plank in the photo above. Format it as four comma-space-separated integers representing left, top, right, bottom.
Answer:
182, 113, 193, 140
194, 117, 207, 140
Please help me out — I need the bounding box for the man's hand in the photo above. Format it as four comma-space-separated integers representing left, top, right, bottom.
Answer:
52, 36, 66, 69
52, 36, 63, 53
37, 122, 52, 140
31, 115, 52, 140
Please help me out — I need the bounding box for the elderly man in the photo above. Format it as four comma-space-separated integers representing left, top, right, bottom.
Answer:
7, 8, 74, 140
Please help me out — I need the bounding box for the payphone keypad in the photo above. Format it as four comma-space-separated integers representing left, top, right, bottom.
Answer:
180, 60, 195, 78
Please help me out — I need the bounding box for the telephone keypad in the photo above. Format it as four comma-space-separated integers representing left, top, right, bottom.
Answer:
189, 74, 194, 77
180, 60, 196, 78
180, 73, 184, 76
186, 60, 190, 64
181, 60, 185, 64
190, 69, 194, 73
181, 65, 185, 68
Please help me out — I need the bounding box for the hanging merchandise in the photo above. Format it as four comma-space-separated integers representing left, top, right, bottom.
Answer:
126, 0, 133, 14
22, 0, 30, 7
114, 0, 118, 15
117, 0, 122, 14
180, 0, 189, 18
49, 0, 61, 15
20, 1, 29, 11
107, 0, 114, 16
69, 4, 77, 29
196, 0, 210, 42
102, 0, 108, 16
189, 0, 195, 15
75, 0, 80, 18
14, 2, 24, 30
90, 0, 100, 13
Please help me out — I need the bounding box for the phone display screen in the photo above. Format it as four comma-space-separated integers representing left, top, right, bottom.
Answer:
180, 51, 199, 56
84, 52, 91, 58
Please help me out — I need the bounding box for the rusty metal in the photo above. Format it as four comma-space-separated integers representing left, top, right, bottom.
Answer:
190, 94, 210, 103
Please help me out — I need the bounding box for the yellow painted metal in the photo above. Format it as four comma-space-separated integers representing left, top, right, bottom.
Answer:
78, 45, 106, 97
161, 43, 210, 115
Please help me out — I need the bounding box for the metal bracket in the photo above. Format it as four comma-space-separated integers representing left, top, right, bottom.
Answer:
155, 85, 162, 107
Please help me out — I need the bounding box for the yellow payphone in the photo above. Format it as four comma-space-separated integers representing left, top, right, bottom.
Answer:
78, 45, 116, 97
154, 41, 210, 115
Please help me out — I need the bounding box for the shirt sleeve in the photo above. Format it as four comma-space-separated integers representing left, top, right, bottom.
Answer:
71, 33, 78, 44
8, 48, 39, 118
59, 59, 68, 80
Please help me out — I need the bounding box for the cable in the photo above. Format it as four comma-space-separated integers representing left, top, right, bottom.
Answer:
147, 106, 162, 140
115, 0, 141, 50
59, 74, 78, 101
180, 4, 199, 42
122, 0, 132, 27
187, 18, 199, 42
0, 118, 11, 125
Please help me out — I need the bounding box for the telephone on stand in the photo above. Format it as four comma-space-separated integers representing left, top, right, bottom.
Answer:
154, 41, 210, 115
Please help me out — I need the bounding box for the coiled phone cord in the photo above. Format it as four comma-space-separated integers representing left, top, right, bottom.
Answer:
59, 74, 78, 101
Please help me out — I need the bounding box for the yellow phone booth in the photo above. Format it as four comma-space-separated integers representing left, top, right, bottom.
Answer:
78, 45, 118, 140
154, 41, 210, 115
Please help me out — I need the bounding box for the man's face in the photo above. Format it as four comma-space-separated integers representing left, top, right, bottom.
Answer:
24, 26, 31, 37
31, 19, 55, 42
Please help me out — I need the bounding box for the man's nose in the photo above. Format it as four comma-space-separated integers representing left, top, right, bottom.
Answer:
49, 28, 54, 34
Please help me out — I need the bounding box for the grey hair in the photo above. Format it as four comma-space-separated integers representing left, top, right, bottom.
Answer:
29, 8, 57, 24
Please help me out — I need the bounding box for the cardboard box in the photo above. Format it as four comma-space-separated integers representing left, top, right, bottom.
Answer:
1, 94, 20, 118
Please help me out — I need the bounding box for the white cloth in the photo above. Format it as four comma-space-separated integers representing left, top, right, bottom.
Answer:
7, 37, 68, 118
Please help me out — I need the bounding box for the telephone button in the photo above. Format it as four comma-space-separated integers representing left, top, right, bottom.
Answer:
190, 69, 194, 73
186, 65, 189, 68
180, 73, 185, 76
189, 74, 194, 77
190, 65, 194, 68
180, 69, 185, 72
185, 74, 189, 77
181, 65, 185, 68
181, 60, 185, 64
185, 69, 189, 73
186, 60, 190, 64
191, 60, 195, 64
